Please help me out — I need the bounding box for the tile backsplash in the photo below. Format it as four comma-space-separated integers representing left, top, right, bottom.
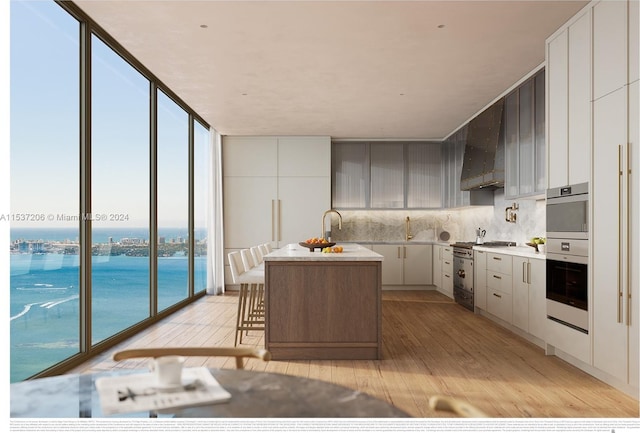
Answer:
330, 189, 546, 245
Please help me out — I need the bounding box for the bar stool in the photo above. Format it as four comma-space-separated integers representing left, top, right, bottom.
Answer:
251, 245, 264, 267
241, 249, 265, 326
228, 251, 264, 346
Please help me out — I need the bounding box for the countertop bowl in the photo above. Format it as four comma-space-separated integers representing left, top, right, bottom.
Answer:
299, 241, 336, 252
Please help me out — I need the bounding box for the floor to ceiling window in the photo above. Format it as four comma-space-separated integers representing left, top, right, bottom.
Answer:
9, 0, 81, 383
157, 90, 189, 311
90, 34, 151, 344
194, 121, 210, 294
9, 0, 212, 382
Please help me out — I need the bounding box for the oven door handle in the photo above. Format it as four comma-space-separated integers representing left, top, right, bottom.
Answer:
545, 252, 588, 265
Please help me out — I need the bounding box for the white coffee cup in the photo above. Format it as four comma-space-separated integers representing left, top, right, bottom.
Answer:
149, 355, 185, 388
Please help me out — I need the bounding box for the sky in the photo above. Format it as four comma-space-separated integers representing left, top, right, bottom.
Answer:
8, 0, 206, 230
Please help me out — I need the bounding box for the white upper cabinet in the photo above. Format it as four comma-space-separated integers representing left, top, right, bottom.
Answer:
630, 0, 639, 83
567, 10, 591, 186
277, 136, 331, 177
546, 8, 591, 189
223, 136, 330, 250
547, 29, 569, 189
592, 0, 628, 100
223, 136, 278, 177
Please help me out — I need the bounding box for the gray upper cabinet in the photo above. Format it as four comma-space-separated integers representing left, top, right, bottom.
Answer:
406, 142, 442, 208
331, 142, 368, 208
332, 141, 441, 209
505, 69, 546, 199
370, 142, 405, 208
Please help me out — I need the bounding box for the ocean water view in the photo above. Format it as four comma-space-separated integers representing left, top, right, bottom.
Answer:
9, 228, 207, 383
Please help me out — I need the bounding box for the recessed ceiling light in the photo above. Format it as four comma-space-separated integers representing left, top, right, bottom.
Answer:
241, 93, 248, 96
399, 93, 405, 96
200, 24, 208, 28
437, 24, 445, 29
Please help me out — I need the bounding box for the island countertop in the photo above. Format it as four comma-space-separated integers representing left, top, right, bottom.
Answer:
263, 243, 383, 261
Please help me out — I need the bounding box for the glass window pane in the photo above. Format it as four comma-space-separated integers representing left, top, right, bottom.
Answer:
157, 91, 189, 311
10, 1, 80, 382
370, 143, 404, 208
194, 121, 209, 294
91, 35, 151, 344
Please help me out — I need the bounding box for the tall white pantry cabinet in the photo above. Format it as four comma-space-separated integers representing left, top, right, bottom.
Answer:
546, 0, 639, 397
222, 136, 331, 284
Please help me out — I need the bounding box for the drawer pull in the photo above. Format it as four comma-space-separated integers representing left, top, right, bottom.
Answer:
493, 275, 502, 280
493, 293, 502, 299
444, 261, 450, 265
493, 257, 502, 261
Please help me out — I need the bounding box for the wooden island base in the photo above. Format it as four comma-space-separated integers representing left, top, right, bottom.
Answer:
264, 248, 382, 360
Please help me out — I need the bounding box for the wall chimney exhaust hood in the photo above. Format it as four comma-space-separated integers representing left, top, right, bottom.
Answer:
460, 98, 505, 191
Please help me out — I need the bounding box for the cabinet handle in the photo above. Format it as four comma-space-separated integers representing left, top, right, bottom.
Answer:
271, 200, 276, 242
492, 293, 502, 299
493, 257, 502, 261
627, 143, 631, 326
527, 262, 531, 284
618, 145, 623, 323
444, 261, 450, 265
397, 247, 401, 259
278, 199, 282, 242
523, 262, 526, 283
493, 275, 502, 280
404, 246, 407, 259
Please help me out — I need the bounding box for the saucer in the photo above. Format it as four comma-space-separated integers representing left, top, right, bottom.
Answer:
153, 379, 197, 393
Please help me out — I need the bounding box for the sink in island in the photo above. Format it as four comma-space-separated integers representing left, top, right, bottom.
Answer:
263, 243, 383, 360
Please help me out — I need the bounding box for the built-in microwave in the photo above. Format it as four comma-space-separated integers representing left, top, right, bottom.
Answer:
546, 182, 588, 239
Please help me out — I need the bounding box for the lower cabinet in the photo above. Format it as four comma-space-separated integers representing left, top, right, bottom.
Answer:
486, 253, 513, 323
372, 244, 432, 286
474, 250, 487, 310
512, 256, 546, 340
476, 250, 546, 343
433, 245, 443, 288
432, 245, 453, 297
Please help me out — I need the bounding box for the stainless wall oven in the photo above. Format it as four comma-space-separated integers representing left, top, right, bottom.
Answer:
546, 182, 588, 239
546, 182, 589, 333
546, 239, 588, 333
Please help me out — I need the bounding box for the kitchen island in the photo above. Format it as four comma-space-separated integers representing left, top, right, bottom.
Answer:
263, 243, 383, 360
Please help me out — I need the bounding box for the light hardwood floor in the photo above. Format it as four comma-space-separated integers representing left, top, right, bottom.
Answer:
68, 290, 639, 418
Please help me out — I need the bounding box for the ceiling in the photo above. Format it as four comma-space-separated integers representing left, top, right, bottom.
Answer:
73, 0, 588, 140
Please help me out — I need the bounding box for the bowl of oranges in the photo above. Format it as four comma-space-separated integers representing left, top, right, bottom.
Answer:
299, 237, 335, 252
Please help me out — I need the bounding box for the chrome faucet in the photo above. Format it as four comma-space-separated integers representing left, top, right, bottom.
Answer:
405, 216, 413, 241
322, 209, 342, 241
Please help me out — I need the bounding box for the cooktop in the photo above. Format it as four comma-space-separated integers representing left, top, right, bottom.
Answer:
450, 240, 516, 249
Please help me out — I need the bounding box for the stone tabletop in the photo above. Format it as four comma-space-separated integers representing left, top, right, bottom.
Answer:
10, 368, 408, 418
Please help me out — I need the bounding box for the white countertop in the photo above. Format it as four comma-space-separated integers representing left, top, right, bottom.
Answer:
473, 245, 545, 260
263, 243, 383, 262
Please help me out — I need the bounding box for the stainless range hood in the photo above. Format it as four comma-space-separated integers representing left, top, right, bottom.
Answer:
460, 98, 505, 191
